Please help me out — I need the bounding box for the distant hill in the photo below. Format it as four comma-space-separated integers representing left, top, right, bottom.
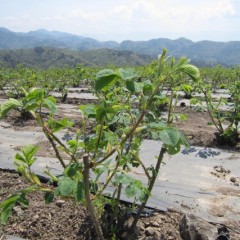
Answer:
0, 27, 118, 50
0, 47, 153, 68
0, 28, 240, 67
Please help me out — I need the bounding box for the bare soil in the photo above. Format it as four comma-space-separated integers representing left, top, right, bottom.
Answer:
0, 98, 240, 239
0, 170, 183, 240
175, 106, 240, 151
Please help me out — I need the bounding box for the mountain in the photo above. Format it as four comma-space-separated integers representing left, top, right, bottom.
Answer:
0, 47, 153, 68
0, 28, 118, 51
0, 28, 240, 66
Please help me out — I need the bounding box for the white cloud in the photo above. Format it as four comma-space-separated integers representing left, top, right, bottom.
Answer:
65, 0, 237, 35
130, 0, 236, 21
70, 4, 133, 21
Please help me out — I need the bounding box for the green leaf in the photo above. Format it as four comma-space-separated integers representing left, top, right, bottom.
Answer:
80, 105, 96, 118
179, 114, 188, 121
44, 192, 54, 204
125, 184, 138, 198
179, 64, 200, 81
0, 98, 22, 118
94, 160, 112, 177
15, 144, 39, 167
21, 144, 39, 166
159, 128, 180, 146
26, 88, 45, 102
67, 139, 78, 149
84, 137, 97, 152
181, 84, 192, 93
22, 144, 39, 160
90, 181, 98, 193
179, 133, 189, 148
0, 194, 20, 209
147, 122, 167, 131
57, 177, 74, 196
46, 96, 56, 104
166, 144, 181, 155
65, 164, 78, 178
113, 173, 132, 185
126, 81, 144, 93
96, 105, 107, 122
75, 181, 84, 201
31, 173, 41, 185
1, 203, 15, 224
107, 105, 123, 113
43, 99, 57, 114
190, 98, 199, 105
0, 194, 20, 224
158, 49, 168, 73
102, 131, 118, 145
15, 153, 26, 163
95, 69, 120, 91
47, 118, 74, 133
18, 193, 29, 208
142, 80, 153, 94
24, 99, 39, 111
118, 68, 138, 80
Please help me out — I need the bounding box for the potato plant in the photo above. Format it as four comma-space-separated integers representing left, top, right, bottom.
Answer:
0, 50, 200, 239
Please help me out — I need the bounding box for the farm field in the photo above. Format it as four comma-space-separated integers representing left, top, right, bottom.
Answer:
0, 54, 240, 239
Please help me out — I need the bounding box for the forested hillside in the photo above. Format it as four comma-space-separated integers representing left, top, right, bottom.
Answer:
0, 47, 152, 68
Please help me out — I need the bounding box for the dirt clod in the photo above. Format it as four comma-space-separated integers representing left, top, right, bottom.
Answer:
230, 177, 236, 183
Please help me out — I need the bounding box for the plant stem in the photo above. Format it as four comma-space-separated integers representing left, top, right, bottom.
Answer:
43, 129, 66, 168
83, 154, 105, 240
129, 147, 166, 234
115, 134, 133, 206
37, 104, 67, 168
203, 91, 224, 133
92, 122, 104, 160
167, 90, 175, 124
95, 155, 120, 198
46, 129, 78, 163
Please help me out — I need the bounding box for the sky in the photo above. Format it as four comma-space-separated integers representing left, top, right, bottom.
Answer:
0, 0, 239, 42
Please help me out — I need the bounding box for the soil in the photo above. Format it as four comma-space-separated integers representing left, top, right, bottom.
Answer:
0, 170, 183, 240
0, 96, 240, 239
174, 106, 240, 151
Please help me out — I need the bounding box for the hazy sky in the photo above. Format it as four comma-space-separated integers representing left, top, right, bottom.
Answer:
0, 0, 239, 42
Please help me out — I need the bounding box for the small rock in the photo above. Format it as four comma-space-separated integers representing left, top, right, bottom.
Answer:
145, 227, 156, 236
150, 221, 160, 227
55, 199, 65, 207
138, 222, 145, 231
13, 206, 24, 216
144, 222, 150, 228
161, 216, 166, 221
32, 214, 39, 220
181, 203, 191, 209
234, 182, 239, 186
216, 212, 225, 217
230, 177, 236, 183
157, 219, 162, 225
180, 214, 218, 240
